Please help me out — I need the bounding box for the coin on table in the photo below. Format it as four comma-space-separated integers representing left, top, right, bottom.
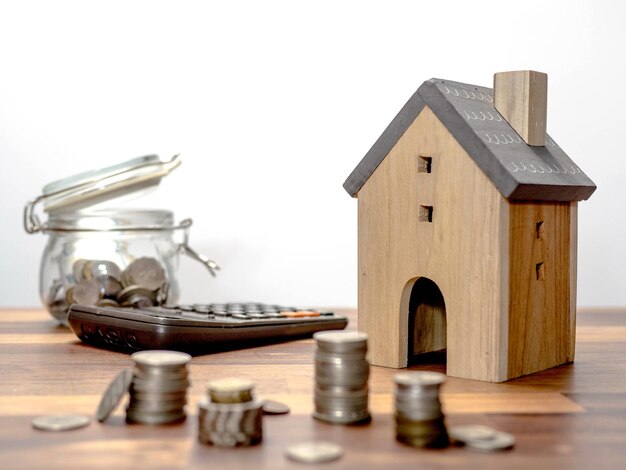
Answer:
97, 369, 133, 422
262, 399, 290, 415
285, 441, 343, 464
32, 414, 91, 431
465, 430, 516, 452
449, 424, 498, 444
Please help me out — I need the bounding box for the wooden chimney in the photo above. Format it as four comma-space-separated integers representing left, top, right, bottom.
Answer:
494, 70, 547, 146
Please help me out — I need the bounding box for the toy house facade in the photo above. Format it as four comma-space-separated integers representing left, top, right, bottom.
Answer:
344, 72, 596, 382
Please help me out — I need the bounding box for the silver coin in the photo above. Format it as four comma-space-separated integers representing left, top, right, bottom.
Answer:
449, 424, 497, 444
207, 377, 254, 404
262, 399, 290, 415
464, 430, 516, 452
98, 275, 123, 299
90, 260, 122, 281
96, 298, 121, 308
72, 279, 102, 305
97, 369, 133, 422
314, 331, 368, 345
124, 257, 167, 291
81, 260, 98, 280
131, 350, 191, 367
394, 371, 446, 387
285, 441, 343, 464
32, 414, 91, 432
72, 259, 89, 283
117, 286, 157, 306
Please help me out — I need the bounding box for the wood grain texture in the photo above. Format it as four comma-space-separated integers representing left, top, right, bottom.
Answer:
2, 308, 626, 469
507, 201, 572, 378
494, 70, 548, 146
358, 105, 510, 381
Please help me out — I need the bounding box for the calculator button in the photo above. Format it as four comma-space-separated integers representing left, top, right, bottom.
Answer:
232, 314, 250, 320
248, 313, 267, 319
213, 311, 232, 317
281, 311, 321, 318
193, 305, 212, 313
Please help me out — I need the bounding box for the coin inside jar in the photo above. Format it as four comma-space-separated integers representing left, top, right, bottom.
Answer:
124, 257, 167, 291
71, 279, 102, 305
90, 260, 122, 281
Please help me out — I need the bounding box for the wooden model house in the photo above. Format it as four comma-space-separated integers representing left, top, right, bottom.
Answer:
344, 71, 596, 382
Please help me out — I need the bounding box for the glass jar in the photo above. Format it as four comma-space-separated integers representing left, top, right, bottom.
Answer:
24, 155, 218, 323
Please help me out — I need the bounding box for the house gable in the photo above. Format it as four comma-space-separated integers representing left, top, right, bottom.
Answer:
357, 104, 510, 380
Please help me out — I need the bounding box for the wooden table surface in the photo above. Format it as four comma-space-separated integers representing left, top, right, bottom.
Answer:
1, 307, 625, 469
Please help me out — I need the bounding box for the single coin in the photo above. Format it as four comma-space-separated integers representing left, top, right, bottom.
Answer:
65, 286, 75, 304
32, 414, 91, 432
262, 399, 290, 415
97, 369, 133, 422
313, 331, 368, 344
207, 377, 254, 394
449, 424, 498, 444
131, 350, 192, 367
207, 377, 254, 404
465, 430, 516, 452
125, 257, 167, 290
285, 441, 343, 464
96, 298, 121, 308
99, 275, 123, 299
72, 279, 102, 305
72, 259, 89, 283
117, 285, 157, 305
394, 371, 447, 387
90, 260, 122, 281
81, 260, 97, 280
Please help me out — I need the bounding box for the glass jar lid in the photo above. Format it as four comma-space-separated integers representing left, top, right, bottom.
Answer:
24, 154, 181, 233
42, 154, 180, 213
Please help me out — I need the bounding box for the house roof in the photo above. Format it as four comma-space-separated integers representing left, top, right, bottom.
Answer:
343, 78, 596, 201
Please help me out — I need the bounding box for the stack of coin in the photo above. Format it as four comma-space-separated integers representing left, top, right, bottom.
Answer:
198, 378, 263, 447
49, 256, 169, 313
313, 331, 370, 424
394, 371, 449, 448
126, 350, 191, 424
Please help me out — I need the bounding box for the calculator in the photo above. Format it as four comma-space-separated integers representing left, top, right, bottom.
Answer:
67, 303, 348, 354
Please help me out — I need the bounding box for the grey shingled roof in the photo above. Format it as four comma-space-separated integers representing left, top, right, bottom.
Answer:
343, 78, 596, 201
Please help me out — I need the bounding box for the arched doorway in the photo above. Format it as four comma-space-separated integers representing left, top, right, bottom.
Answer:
407, 277, 446, 365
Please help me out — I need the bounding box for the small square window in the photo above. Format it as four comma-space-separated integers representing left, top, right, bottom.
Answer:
536, 262, 545, 280
418, 156, 432, 173
419, 205, 433, 223
536, 221, 544, 239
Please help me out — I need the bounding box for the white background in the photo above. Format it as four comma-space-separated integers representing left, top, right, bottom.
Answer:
1, 0, 624, 309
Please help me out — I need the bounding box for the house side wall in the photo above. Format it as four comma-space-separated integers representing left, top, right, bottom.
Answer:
507, 201, 573, 378
357, 106, 510, 382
